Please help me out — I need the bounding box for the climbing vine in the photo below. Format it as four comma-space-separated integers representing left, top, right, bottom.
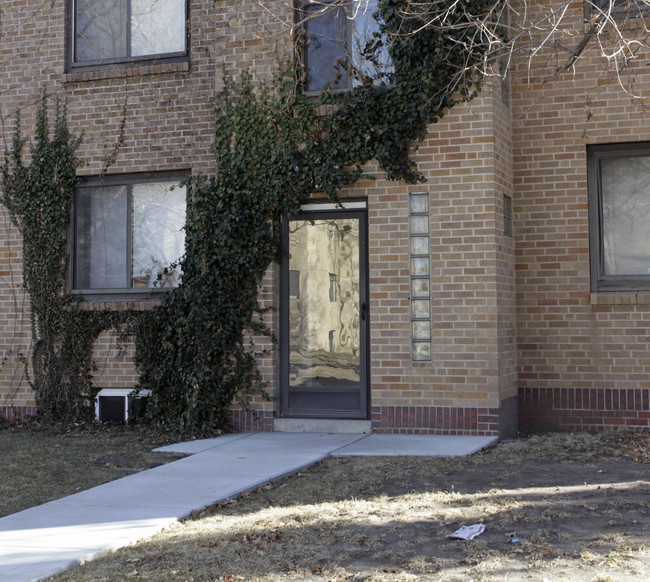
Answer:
134, 68, 319, 433
1, 98, 127, 422
0, 1, 500, 433
135, 0, 501, 434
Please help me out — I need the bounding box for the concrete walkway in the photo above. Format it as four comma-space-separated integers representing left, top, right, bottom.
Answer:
0, 432, 497, 582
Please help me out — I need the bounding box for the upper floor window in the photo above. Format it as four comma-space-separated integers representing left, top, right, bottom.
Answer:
586, 0, 650, 19
72, 174, 186, 294
301, 0, 393, 94
588, 143, 650, 291
70, 0, 187, 68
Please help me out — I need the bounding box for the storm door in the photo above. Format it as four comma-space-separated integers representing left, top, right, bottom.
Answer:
280, 208, 369, 418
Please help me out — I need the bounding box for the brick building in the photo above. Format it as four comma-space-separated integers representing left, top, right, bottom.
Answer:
1, 1, 650, 437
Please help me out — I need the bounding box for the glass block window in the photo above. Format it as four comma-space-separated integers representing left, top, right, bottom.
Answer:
409, 193, 431, 361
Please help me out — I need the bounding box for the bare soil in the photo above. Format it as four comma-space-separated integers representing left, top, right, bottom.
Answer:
53, 432, 650, 581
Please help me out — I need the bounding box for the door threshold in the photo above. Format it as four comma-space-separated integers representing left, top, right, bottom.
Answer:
274, 418, 372, 434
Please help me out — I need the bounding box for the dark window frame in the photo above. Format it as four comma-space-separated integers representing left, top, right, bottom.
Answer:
66, 0, 190, 72
279, 208, 370, 419
588, 142, 650, 292
70, 171, 187, 299
299, 0, 352, 95
584, 0, 650, 21
298, 0, 392, 95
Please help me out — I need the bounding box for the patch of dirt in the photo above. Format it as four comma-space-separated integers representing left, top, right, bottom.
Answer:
93, 454, 151, 470
55, 432, 650, 581
605, 430, 650, 463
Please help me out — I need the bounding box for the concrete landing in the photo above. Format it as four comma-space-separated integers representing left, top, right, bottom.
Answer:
0, 432, 497, 582
273, 418, 372, 433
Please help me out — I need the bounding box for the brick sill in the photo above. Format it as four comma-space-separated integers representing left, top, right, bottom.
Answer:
74, 299, 162, 312
590, 292, 650, 306
63, 61, 190, 83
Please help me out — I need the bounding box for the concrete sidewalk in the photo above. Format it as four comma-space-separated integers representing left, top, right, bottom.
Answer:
0, 432, 497, 582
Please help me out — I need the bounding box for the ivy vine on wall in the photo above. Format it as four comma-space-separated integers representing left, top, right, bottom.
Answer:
1, 97, 129, 422
135, 0, 500, 434
0, 1, 500, 433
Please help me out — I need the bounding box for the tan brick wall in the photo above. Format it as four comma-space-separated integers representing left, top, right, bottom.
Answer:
511, 2, 650, 431
366, 89, 510, 419
0, 0, 293, 415
1, 1, 517, 436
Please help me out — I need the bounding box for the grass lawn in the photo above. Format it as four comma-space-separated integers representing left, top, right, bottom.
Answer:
34, 430, 650, 582
0, 421, 185, 518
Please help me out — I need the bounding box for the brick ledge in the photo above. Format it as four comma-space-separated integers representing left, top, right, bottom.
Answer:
63, 60, 190, 83
590, 292, 650, 305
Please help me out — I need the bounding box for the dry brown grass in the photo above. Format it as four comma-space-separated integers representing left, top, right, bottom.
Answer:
52, 432, 650, 582
0, 421, 185, 517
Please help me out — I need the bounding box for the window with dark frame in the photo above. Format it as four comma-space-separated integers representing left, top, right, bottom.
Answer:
585, 0, 650, 19
588, 143, 650, 291
69, 0, 187, 68
300, 0, 393, 93
72, 174, 186, 294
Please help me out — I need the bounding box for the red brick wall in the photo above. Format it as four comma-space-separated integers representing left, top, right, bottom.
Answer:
519, 387, 650, 432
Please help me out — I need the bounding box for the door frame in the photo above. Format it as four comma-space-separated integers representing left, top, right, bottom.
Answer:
279, 203, 370, 419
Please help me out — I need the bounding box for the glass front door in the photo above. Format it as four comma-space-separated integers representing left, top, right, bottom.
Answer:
280, 209, 368, 418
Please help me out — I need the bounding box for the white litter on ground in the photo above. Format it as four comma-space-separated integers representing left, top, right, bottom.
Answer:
446, 524, 486, 540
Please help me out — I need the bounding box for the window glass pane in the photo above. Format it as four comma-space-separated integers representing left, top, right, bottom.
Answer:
591, 0, 648, 16
410, 193, 429, 213
75, 0, 127, 61
75, 186, 128, 289
601, 156, 650, 276
411, 278, 429, 298
288, 218, 361, 387
412, 320, 431, 340
412, 341, 431, 361
411, 257, 429, 276
410, 235, 429, 256
305, 3, 347, 91
411, 298, 430, 319
410, 215, 429, 234
132, 182, 186, 288
350, 0, 393, 85
132, 0, 186, 57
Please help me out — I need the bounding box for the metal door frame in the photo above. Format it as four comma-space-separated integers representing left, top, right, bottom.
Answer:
279, 204, 369, 419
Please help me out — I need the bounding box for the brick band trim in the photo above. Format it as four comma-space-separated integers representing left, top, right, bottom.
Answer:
63, 61, 190, 84
519, 387, 650, 432
0, 405, 36, 422
227, 409, 275, 432
370, 405, 500, 436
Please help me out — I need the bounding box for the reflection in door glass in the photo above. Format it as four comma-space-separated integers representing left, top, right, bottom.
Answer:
288, 219, 360, 387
